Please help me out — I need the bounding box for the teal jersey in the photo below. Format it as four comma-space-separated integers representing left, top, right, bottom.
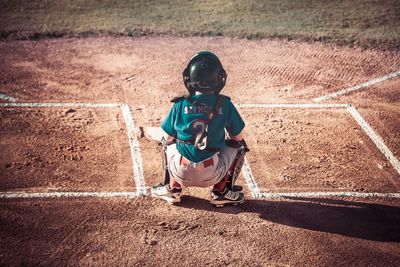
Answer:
161, 94, 245, 163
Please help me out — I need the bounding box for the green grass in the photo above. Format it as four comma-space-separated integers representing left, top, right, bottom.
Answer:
1, 0, 399, 48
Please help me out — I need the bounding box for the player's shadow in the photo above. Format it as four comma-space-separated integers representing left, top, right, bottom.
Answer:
178, 195, 400, 242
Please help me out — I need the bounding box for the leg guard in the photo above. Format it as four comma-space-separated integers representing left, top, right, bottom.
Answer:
225, 139, 250, 191
159, 137, 176, 186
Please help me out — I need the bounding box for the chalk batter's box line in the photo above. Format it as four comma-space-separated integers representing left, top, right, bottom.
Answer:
242, 157, 261, 198
260, 192, 400, 199
237, 103, 350, 109
238, 103, 400, 198
0, 102, 147, 196
0, 102, 121, 108
0, 191, 139, 199
1, 191, 400, 199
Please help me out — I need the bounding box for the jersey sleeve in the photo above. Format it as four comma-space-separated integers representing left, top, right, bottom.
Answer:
225, 101, 245, 136
161, 103, 178, 137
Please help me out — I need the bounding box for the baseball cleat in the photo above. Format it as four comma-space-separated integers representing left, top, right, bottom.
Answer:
151, 184, 182, 204
232, 185, 243, 192
210, 188, 245, 208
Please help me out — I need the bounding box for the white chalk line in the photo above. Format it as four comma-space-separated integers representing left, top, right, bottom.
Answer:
121, 104, 147, 196
0, 191, 139, 199
0, 93, 18, 102
237, 103, 349, 109
242, 157, 262, 198
314, 70, 400, 102
0, 102, 121, 108
347, 106, 400, 176
232, 101, 262, 197
1, 190, 399, 199
260, 192, 400, 199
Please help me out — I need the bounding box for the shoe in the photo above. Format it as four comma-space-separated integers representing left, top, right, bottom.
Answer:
151, 184, 182, 204
226, 181, 243, 192
231, 185, 243, 192
210, 188, 245, 208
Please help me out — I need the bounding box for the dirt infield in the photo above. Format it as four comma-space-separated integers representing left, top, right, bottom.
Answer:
1, 198, 400, 266
0, 107, 133, 192
243, 108, 400, 193
1, 36, 400, 266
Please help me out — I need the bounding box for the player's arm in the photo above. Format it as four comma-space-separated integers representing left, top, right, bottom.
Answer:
227, 131, 243, 141
160, 103, 178, 143
226, 100, 245, 142
163, 131, 175, 142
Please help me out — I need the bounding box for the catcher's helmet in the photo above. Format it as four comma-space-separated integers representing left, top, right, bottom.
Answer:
182, 51, 227, 94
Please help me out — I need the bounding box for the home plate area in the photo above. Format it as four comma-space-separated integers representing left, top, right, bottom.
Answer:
0, 102, 399, 199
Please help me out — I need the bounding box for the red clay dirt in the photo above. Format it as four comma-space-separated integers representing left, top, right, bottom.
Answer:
0, 108, 133, 192
243, 108, 400, 193
1, 36, 400, 266
338, 78, 400, 159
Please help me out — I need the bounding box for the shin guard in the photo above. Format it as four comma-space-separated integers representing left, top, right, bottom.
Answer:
225, 139, 250, 191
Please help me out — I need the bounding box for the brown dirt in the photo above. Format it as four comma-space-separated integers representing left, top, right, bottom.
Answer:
0, 36, 400, 266
1, 198, 400, 266
338, 78, 400, 159
243, 108, 400, 193
0, 108, 133, 192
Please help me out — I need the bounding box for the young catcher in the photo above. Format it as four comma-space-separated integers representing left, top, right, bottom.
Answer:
151, 51, 249, 207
